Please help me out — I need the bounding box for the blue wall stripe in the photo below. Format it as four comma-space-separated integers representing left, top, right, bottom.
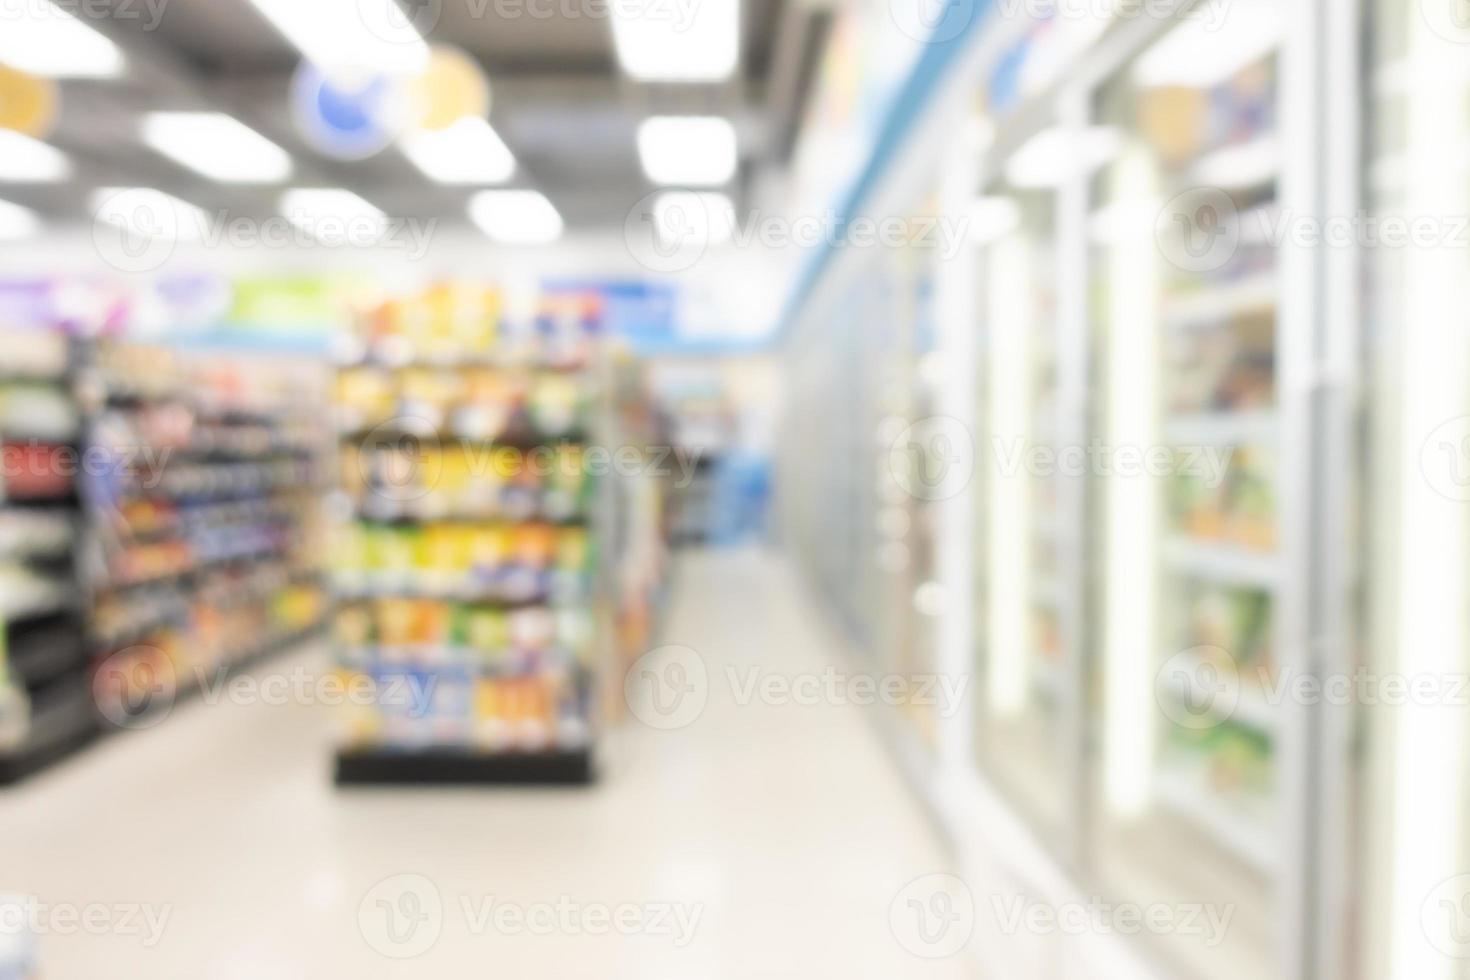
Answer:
775, 0, 995, 341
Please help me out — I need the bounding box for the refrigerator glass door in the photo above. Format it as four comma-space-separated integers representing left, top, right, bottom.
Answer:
1086, 4, 1284, 977
974, 173, 1072, 844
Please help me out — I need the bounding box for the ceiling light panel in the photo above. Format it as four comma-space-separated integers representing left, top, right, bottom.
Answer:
468, 190, 563, 245
0, 1, 125, 78
400, 117, 516, 185
91, 188, 210, 242
0, 131, 71, 183
143, 113, 294, 183
245, 0, 429, 79
280, 189, 389, 239
611, 0, 738, 81
637, 117, 738, 187
0, 199, 41, 241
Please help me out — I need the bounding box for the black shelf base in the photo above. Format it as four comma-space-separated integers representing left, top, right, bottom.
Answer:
0, 722, 99, 786
335, 749, 595, 787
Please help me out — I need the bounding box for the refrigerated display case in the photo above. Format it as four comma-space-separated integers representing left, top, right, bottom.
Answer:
1086, 4, 1286, 977
972, 150, 1076, 847
780, 0, 1380, 976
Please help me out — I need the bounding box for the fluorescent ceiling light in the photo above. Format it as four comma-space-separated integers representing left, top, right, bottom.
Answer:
91, 188, 210, 242
245, 0, 429, 80
637, 117, 738, 187
400, 117, 516, 185
0, 131, 70, 183
652, 191, 736, 247
280, 188, 388, 239
468, 190, 563, 245
611, 0, 738, 81
0, 1, 125, 77
1004, 126, 1120, 189
143, 112, 293, 183
1132, 0, 1280, 88
0, 199, 40, 241
1190, 135, 1279, 189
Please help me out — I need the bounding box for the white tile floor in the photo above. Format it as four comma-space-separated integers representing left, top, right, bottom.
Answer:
1, 549, 977, 979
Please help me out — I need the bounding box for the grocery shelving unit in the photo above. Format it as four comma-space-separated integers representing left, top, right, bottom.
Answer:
0, 328, 96, 784
329, 285, 606, 786
79, 340, 329, 730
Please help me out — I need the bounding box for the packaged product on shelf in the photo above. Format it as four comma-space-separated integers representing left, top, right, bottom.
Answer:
0, 384, 79, 442
0, 442, 76, 502
1, 329, 68, 379
0, 676, 29, 751
1168, 445, 1276, 551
